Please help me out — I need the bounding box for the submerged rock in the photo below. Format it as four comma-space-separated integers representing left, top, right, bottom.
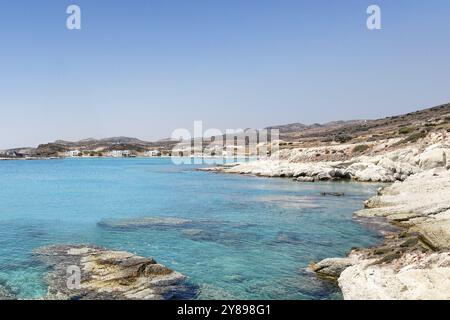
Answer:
98, 216, 259, 248
181, 228, 257, 247
181, 228, 204, 237
254, 195, 321, 209
197, 283, 237, 300
276, 232, 302, 245
34, 245, 196, 300
97, 217, 191, 230
0, 284, 16, 300
320, 192, 345, 197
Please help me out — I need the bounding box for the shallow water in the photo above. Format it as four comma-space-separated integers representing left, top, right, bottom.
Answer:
0, 158, 382, 299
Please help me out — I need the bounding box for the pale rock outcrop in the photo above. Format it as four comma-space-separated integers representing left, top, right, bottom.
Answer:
356, 169, 450, 223
309, 258, 355, 279
412, 215, 450, 251
418, 147, 447, 170
385, 147, 420, 164
204, 134, 449, 184
332, 169, 450, 300
202, 151, 420, 183
347, 162, 392, 182
34, 245, 195, 300
202, 132, 449, 183
305, 133, 450, 299
339, 252, 450, 300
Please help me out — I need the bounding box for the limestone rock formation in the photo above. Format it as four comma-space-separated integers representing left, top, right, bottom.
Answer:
339, 252, 450, 300
309, 258, 354, 279
203, 130, 450, 300
34, 245, 196, 300
419, 147, 447, 170
327, 169, 450, 299
200, 131, 449, 183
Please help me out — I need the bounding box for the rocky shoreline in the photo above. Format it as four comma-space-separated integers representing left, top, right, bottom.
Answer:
203, 131, 450, 299
33, 245, 196, 300
200, 132, 448, 183
310, 168, 450, 299
2, 132, 449, 300
333, 168, 450, 299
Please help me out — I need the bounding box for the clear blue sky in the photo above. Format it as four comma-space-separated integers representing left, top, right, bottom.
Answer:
1, 0, 449, 148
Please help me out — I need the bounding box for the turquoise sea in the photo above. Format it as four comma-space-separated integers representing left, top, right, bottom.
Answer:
0, 158, 382, 299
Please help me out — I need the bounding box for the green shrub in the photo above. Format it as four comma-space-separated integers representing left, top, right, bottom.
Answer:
403, 132, 426, 143
335, 134, 353, 143
353, 144, 370, 153
398, 127, 413, 135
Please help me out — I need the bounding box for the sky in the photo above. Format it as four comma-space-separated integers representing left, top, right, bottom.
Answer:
0, 0, 449, 148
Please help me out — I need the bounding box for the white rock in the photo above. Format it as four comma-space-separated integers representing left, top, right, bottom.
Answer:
311, 257, 354, 278
419, 148, 447, 170
339, 252, 450, 300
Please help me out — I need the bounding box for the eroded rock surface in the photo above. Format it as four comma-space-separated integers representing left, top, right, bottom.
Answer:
339, 251, 450, 300
325, 169, 450, 300
34, 245, 196, 300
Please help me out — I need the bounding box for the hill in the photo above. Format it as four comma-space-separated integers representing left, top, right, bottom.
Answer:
2, 102, 449, 158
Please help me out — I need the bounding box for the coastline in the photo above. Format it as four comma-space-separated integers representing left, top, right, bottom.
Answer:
1, 131, 449, 299
202, 131, 450, 299
0, 157, 61, 161
336, 169, 450, 299
0, 155, 249, 161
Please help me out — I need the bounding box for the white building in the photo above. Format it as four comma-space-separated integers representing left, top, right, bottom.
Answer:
145, 150, 161, 157
65, 150, 81, 157
109, 150, 131, 158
